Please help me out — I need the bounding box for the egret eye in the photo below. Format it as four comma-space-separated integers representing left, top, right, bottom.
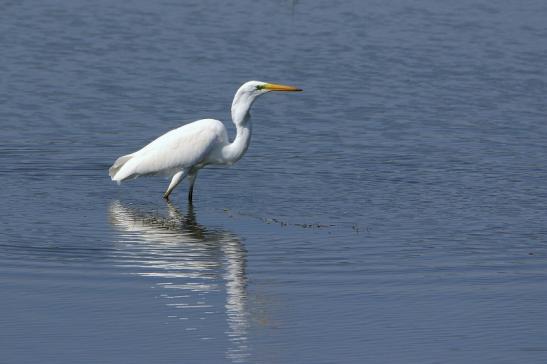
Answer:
255, 85, 264, 90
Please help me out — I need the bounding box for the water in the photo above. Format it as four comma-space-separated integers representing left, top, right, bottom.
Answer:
1, 0, 547, 363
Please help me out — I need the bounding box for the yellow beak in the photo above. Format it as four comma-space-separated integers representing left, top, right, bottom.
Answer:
263, 83, 302, 92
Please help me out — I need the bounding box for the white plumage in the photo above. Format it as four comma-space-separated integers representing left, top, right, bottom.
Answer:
109, 80, 301, 202
110, 119, 226, 181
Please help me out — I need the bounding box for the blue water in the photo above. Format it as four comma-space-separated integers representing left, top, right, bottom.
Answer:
1, 0, 547, 363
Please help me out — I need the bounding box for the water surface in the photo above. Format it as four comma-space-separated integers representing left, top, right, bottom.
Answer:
1, 0, 547, 363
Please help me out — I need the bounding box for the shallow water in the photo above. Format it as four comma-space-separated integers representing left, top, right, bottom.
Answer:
1, 0, 547, 363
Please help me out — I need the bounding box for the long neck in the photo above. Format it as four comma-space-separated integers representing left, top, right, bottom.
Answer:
222, 118, 252, 164
222, 90, 257, 164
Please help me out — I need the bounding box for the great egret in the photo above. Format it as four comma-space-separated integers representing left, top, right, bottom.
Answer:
109, 80, 302, 202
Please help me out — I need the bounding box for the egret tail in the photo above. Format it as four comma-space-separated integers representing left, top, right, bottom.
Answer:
109, 154, 134, 181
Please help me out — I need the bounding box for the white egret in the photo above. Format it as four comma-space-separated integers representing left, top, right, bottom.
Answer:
109, 80, 302, 202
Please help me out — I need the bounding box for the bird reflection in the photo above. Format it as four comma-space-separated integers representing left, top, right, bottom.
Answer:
108, 201, 249, 363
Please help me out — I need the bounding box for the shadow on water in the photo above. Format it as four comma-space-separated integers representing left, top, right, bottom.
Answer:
108, 201, 250, 363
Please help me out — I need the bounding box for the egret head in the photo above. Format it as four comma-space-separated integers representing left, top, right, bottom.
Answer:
232, 80, 302, 123
247, 80, 302, 94
230, 80, 302, 125
235, 80, 302, 99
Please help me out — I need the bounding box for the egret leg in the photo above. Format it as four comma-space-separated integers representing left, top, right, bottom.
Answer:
163, 170, 187, 200
187, 171, 199, 203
